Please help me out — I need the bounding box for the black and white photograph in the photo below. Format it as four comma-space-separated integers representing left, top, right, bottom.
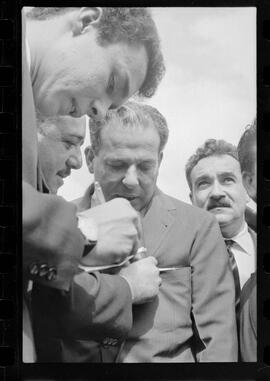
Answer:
22, 6, 257, 366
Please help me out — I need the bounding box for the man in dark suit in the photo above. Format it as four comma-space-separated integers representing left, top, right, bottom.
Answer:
31, 115, 161, 362
22, 7, 164, 361
186, 138, 257, 361
59, 102, 237, 362
237, 120, 257, 362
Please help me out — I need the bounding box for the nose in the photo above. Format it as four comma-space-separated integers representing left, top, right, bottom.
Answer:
88, 99, 110, 122
210, 180, 225, 199
67, 147, 82, 170
122, 165, 139, 188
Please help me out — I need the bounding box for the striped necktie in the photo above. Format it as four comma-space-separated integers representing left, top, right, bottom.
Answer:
225, 239, 241, 318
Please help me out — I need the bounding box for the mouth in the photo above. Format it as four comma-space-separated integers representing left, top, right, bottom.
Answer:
113, 194, 137, 202
208, 204, 230, 211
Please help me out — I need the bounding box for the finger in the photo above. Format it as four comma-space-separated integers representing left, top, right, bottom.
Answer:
133, 247, 147, 261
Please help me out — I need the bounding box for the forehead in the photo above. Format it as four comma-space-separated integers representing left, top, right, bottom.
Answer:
99, 120, 160, 154
50, 116, 86, 138
191, 154, 241, 180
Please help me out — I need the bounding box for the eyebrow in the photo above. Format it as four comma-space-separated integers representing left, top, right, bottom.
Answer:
219, 171, 236, 178
195, 175, 210, 185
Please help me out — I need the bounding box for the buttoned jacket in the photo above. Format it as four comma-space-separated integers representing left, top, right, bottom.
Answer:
58, 186, 238, 362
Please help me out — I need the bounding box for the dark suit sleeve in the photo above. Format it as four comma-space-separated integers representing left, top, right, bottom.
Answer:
23, 182, 85, 291
22, 12, 85, 291
32, 271, 133, 361
191, 214, 238, 361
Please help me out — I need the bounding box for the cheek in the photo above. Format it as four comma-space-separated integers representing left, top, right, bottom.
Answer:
194, 192, 208, 207
70, 60, 108, 97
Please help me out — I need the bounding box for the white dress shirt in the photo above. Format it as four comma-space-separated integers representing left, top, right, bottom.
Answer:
225, 223, 256, 289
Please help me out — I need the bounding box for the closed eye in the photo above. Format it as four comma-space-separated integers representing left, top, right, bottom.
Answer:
107, 73, 115, 95
63, 141, 76, 150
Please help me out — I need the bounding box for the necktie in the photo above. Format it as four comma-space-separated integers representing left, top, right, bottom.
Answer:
225, 239, 241, 318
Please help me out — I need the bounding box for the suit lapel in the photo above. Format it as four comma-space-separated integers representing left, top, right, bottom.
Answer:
142, 189, 176, 258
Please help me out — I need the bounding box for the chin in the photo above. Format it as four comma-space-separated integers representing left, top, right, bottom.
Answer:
216, 216, 232, 226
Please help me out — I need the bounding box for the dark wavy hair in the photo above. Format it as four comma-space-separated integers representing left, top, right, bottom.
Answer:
185, 139, 238, 190
237, 118, 256, 173
26, 7, 165, 98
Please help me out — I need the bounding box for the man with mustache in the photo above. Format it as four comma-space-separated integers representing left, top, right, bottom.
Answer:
22, 7, 164, 361
186, 139, 256, 359
37, 115, 86, 194
237, 120, 257, 362
186, 139, 256, 292
32, 115, 161, 362
65, 102, 237, 362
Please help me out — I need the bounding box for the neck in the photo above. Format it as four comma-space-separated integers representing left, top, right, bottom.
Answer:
220, 218, 245, 239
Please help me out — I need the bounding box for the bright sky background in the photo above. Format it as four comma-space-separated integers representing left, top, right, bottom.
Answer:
59, 7, 256, 203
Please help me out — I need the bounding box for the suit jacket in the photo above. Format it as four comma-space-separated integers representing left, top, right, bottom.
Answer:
22, 13, 132, 362
73, 186, 238, 362
32, 270, 133, 362
239, 227, 256, 362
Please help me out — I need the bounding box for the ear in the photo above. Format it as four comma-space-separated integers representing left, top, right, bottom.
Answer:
85, 146, 95, 174
76, 7, 102, 34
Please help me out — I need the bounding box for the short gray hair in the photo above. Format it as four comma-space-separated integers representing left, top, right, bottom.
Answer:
89, 101, 169, 153
185, 139, 238, 190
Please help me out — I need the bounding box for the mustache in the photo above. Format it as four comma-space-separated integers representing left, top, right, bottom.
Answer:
57, 169, 71, 178
207, 200, 231, 210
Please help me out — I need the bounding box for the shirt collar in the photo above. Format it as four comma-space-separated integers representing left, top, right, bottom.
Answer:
225, 222, 254, 256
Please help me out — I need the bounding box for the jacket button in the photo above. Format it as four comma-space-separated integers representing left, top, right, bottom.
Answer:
29, 263, 39, 275
46, 267, 57, 281
38, 264, 49, 277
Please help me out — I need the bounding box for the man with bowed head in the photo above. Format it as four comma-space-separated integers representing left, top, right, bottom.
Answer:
23, 7, 164, 361
63, 102, 237, 362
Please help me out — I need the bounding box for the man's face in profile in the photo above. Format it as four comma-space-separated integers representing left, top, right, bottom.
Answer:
38, 116, 86, 194
189, 154, 248, 234
86, 121, 163, 214
33, 10, 148, 119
